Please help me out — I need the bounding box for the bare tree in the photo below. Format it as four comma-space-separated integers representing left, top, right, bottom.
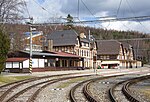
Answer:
0, 0, 24, 23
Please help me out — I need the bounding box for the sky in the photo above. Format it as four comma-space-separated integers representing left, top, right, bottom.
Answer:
24, 0, 150, 34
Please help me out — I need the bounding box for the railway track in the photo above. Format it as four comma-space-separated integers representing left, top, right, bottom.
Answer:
108, 80, 128, 102
70, 75, 120, 102
70, 78, 93, 102
0, 69, 149, 102
2, 74, 93, 102
109, 75, 150, 102
27, 75, 93, 102
122, 75, 150, 102
70, 74, 150, 102
0, 76, 47, 102
0, 73, 87, 102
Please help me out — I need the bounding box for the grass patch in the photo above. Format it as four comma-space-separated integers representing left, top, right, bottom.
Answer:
0, 75, 34, 85
57, 77, 86, 89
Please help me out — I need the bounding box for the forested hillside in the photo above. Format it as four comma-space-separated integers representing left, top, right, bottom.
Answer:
73, 26, 149, 40
4, 24, 150, 63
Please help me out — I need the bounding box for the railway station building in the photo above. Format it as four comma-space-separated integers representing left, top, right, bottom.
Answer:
5, 30, 142, 73
96, 40, 142, 68
5, 50, 84, 73
44, 30, 97, 69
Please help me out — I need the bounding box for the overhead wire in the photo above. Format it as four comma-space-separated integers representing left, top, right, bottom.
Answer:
31, 0, 53, 16
80, 0, 106, 29
120, 2, 133, 31
116, 0, 123, 17
124, 0, 150, 59
31, 0, 63, 30
77, 0, 80, 18
76, 0, 93, 30
80, 0, 95, 17
116, 0, 137, 32
22, 0, 31, 18
21, 0, 32, 24
125, 0, 150, 32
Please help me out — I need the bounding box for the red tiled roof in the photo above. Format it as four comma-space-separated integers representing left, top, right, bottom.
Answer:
43, 50, 82, 58
6, 58, 28, 62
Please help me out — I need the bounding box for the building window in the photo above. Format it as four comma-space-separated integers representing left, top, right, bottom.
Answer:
82, 50, 83, 56
106, 56, 109, 59
100, 55, 109, 60
62, 60, 64, 67
100, 56, 103, 59
87, 43, 89, 47
87, 51, 88, 57
84, 50, 86, 56
82, 43, 84, 46
97, 55, 100, 60
56, 48, 58, 51
62, 47, 65, 51
110, 55, 117, 59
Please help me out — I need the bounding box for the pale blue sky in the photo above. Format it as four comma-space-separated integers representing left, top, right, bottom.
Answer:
37, 0, 45, 4
24, 0, 150, 34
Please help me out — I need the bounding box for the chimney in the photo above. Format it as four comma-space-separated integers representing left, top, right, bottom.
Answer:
48, 39, 53, 51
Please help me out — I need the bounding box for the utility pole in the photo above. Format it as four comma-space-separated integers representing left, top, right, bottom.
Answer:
29, 17, 33, 73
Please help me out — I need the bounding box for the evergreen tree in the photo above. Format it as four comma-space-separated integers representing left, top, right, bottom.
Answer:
0, 27, 10, 73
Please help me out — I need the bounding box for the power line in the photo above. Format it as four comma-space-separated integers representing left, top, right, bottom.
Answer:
115, 0, 134, 31
1, 15, 150, 26
80, 0, 107, 28
72, 15, 150, 24
27, 15, 150, 26
22, 0, 31, 18
77, 0, 80, 18
80, 0, 95, 17
116, 0, 123, 17
125, 0, 150, 32
31, 0, 53, 15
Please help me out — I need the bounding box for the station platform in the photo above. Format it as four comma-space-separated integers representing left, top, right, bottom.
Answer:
1, 66, 150, 77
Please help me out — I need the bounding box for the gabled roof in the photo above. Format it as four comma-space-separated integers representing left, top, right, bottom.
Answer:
97, 40, 121, 55
47, 30, 78, 46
